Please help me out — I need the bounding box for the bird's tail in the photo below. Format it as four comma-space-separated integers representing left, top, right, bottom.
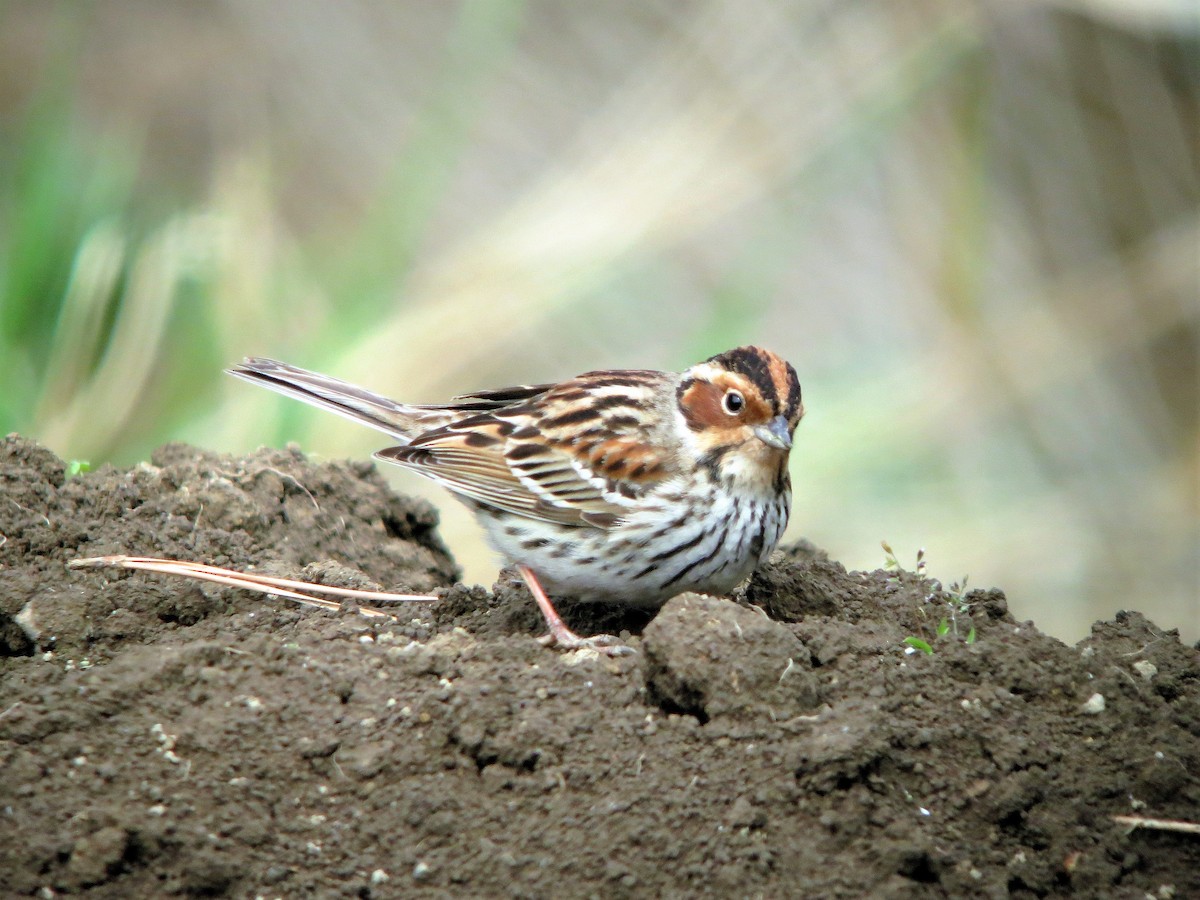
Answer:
228, 358, 437, 440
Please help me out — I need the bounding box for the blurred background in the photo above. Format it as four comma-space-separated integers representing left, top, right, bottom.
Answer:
1, 0, 1196, 643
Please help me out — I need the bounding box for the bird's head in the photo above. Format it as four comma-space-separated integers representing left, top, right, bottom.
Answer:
676, 346, 804, 489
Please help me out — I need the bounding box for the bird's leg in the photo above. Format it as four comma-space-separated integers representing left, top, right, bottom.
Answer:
516, 565, 634, 656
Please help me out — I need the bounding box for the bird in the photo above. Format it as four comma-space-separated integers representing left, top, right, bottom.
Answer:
228, 346, 803, 653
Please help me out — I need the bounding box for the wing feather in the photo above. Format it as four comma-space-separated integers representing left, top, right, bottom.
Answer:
376, 433, 634, 529
373, 369, 679, 530
376, 445, 630, 529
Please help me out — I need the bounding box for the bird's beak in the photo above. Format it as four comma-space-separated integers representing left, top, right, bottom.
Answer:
753, 415, 792, 450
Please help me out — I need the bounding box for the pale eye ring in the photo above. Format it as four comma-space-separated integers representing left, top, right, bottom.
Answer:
722, 390, 745, 415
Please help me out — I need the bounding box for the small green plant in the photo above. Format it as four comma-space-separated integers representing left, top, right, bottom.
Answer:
65, 459, 91, 478
883, 541, 927, 583
939, 574, 976, 643
883, 540, 976, 653
902, 636, 934, 655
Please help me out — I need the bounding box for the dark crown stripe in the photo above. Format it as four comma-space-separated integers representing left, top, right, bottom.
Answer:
782, 361, 802, 420
707, 346, 779, 408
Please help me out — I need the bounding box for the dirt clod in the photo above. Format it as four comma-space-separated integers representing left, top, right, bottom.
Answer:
1, 436, 1197, 896
643, 593, 820, 722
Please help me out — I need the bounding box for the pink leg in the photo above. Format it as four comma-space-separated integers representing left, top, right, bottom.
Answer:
517, 565, 633, 656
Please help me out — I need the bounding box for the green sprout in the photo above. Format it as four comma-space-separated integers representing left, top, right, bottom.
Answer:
883, 540, 976, 655
903, 636, 934, 655
65, 459, 92, 478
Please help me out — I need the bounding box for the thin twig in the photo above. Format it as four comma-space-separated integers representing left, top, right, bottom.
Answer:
69, 555, 437, 619
75, 556, 438, 602
1113, 815, 1200, 835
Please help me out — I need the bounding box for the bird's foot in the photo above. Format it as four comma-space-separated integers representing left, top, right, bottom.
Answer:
518, 564, 635, 656
536, 627, 635, 656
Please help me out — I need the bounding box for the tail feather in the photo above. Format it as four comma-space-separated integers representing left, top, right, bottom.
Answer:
227, 358, 427, 440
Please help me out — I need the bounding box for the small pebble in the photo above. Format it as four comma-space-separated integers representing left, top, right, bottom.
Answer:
1080, 693, 1106, 715
1132, 660, 1157, 681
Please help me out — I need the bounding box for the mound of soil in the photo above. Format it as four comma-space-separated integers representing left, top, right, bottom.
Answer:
1, 435, 1197, 898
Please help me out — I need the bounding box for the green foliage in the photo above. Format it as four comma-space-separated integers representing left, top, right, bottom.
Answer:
1, 88, 128, 423
884, 541, 976, 655
65, 459, 91, 478
0, 5, 530, 467
902, 636, 934, 655
0, 71, 230, 463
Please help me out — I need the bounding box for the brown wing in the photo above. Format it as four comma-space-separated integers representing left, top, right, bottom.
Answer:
376, 426, 632, 528
376, 369, 679, 529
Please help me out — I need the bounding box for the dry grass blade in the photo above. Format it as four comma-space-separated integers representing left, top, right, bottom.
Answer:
1112, 815, 1200, 836
68, 555, 437, 619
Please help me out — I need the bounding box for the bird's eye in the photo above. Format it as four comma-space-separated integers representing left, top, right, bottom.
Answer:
722, 390, 745, 415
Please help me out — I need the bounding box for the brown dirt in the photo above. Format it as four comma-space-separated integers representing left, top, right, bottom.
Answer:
1, 434, 1197, 898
